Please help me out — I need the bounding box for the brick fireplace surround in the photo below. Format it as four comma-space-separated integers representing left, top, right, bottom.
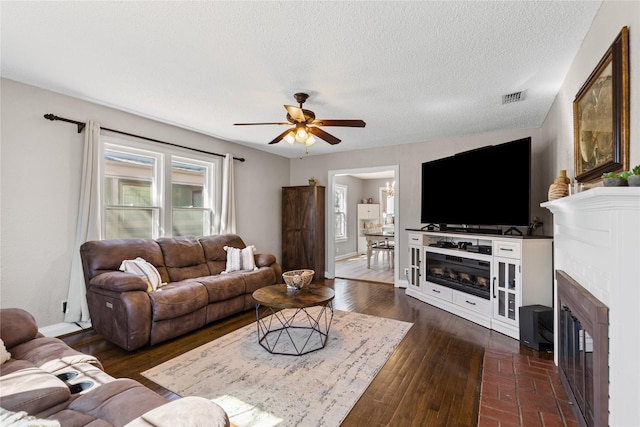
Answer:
542, 187, 640, 426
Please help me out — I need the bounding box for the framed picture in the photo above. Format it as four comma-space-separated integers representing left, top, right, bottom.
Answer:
573, 26, 629, 182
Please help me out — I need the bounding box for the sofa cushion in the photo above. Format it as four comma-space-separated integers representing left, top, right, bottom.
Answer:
62, 378, 168, 427
241, 267, 278, 294
148, 281, 208, 321
0, 308, 40, 349
0, 366, 71, 414
192, 274, 245, 302
156, 237, 209, 282
0, 359, 35, 376
200, 234, 247, 275
9, 337, 102, 373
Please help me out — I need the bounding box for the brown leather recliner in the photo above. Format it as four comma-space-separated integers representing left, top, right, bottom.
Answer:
0, 308, 230, 427
80, 234, 281, 351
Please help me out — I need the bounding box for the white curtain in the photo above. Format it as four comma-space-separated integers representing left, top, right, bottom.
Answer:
220, 153, 236, 234
65, 121, 102, 323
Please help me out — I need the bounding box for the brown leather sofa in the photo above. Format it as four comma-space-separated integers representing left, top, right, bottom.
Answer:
0, 308, 229, 427
80, 234, 281, 351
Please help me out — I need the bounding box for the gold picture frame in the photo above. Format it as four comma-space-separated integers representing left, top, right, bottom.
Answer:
574, 26, 629, 182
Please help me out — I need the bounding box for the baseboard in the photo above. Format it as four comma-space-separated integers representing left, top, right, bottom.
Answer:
335, 251, 358, 261
39, 321, 91, 338
396, 279, 408, 288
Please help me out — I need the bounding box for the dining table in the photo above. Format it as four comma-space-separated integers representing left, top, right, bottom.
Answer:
363, 231, 395, 269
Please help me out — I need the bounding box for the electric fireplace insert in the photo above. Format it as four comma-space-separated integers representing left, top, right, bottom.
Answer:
425, 252, 491, 300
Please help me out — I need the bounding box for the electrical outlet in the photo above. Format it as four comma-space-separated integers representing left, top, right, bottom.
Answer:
61, 300, 67, 313
404, 268, 409, 277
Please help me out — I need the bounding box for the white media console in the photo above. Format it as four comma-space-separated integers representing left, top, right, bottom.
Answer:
406, 230, 553, 340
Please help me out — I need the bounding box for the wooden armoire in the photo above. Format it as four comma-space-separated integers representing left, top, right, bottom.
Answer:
281, 185, 325, 281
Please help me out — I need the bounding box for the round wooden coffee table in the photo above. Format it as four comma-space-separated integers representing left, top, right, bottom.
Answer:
252, 284, 334, 356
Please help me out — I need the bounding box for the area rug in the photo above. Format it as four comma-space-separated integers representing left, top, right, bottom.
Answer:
142, 309, 412, 427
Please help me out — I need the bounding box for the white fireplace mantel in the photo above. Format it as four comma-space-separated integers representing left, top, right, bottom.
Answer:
542, 187, 640, 426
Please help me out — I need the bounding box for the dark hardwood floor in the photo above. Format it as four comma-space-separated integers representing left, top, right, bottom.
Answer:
60, 279, 549, 426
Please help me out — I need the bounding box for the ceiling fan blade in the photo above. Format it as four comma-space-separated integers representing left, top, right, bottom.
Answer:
312, 119, 366, 127
234, 122, 290, 126
268, 128, 293, 145
284, 105, 306, 122
308, 126, 341, 145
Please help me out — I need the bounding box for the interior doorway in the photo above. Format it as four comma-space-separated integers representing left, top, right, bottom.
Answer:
327, 165, 399, 286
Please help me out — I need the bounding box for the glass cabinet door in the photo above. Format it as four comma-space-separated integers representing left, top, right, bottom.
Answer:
493, 257, 520, 325
408, 246, 421, 289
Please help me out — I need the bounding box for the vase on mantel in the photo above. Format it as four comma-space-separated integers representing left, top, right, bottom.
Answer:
548, 170, 570, 200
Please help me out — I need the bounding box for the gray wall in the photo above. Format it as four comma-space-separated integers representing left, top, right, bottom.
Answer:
0, 78, 289, 327
290, 128, 545, 284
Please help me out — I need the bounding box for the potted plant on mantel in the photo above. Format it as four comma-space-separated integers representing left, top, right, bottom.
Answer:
602, 171, 629, 187
602, 167, 640, 187
308, 177, 318, 186
628, 165, 640, 187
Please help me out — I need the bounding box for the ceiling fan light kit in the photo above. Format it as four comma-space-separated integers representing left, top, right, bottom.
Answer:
234, 93, 365, 153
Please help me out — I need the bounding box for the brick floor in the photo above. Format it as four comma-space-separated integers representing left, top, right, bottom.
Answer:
478, 349, 580, 427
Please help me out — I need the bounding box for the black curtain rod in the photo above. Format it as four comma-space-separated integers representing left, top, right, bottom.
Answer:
43, 114, 245, 162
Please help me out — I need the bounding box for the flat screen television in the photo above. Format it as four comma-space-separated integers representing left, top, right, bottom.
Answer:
420, 137, 531, 230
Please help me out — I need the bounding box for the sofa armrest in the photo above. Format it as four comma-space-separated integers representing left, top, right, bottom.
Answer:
124, 396, 230, 427
90, 271, 149, 292
254, 253, 276, 268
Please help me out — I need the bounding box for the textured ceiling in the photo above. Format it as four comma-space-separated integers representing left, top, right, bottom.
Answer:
1, 1, 601, 158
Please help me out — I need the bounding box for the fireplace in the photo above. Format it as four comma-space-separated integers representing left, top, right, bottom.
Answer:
425, 252, 490, 299
557, 270, 608, 427
543, 187, 639, 425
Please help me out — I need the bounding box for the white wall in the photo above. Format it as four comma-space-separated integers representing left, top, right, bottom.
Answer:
0, 78, 289, 327
543, 0, 639, 178
540, 2, 639, 424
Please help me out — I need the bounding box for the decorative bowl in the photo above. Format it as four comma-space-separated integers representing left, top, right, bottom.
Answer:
283, 270, 314, 290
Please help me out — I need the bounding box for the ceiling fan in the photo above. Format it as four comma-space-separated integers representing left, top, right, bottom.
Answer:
234, 93, 366, 147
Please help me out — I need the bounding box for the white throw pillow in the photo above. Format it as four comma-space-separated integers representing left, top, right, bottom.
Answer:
0, 339, 11, 365
119, 257, 163, 292
241, 245, 257, 271
223, 246, 242, 273
223, 245, 258, 273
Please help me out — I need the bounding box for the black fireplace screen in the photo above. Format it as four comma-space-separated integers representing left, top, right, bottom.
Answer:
560, 306, 595, 426
556, 270, 608, 427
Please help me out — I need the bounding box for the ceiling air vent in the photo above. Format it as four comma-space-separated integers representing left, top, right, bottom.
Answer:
502, 91, 525, 104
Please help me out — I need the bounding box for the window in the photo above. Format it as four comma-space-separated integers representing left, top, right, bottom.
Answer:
103, 140, 217, 239
171, 158, 213, 237
334, 184, 347, 241
103, 149, 161, 239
